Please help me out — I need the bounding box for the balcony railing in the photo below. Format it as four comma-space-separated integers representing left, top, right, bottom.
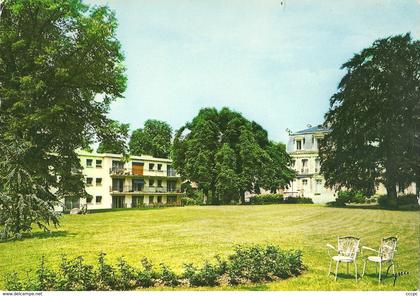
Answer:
167, 169, 177, 177
300, 168, 309, 174
110, 167, 179, 177
110, 186, 182, 194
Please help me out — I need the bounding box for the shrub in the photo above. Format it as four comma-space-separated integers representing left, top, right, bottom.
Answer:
181, 197, 197, 206
378, 194, 419, 210
329, 190, 367, 207
284, 197, 314, 204
249, 194, 313, 205
5, 245, 305, 291
227, 245, 305, 284
249, 194, 283, 204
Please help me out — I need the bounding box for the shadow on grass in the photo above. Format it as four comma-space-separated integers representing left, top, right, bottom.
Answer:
83, 207, 178, 215
328, 204, 419, 212
0, 230, 74, 243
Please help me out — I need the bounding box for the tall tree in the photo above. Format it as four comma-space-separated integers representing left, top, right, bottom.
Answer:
172, 107, 295, 204
129, 119, 172, 158
320, 33, 420, 200
0, 0, 126, 238
97, 120, 129, 154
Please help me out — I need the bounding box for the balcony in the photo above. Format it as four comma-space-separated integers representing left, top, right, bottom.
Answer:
109, 186, 183, 194
167, 169, 177, 177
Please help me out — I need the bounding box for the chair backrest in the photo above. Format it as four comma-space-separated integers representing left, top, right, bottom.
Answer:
380, 236, 397, 261
337, 236, 360, 259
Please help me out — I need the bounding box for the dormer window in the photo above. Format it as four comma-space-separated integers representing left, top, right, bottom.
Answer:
296, 140, 302, 150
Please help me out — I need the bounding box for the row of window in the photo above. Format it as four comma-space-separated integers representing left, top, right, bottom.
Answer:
301, 179, 323, 186
294, 137, 323, 151
86, 177, 102, 186
86, 195, 102, 204
86, 159, 102, 168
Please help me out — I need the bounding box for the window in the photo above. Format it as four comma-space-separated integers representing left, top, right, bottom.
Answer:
316, 179, 322, 185
149, 179, 155, 186
96, 159, 102, 168
86, 177, 93, 186
86, 159, 93, 167
157, 179, 162, 187
87, 195, 93, 203
291, 160, 296, 168
96, 178, 102, 186
149, 196, 154, 204
149, 163, 155, 170
96, 196, 102, 203
315, 158, 320, 172
296, 140, 302, 150
157, 164, 162, 171
157, 196, 162, 203
302, 179, 308, 186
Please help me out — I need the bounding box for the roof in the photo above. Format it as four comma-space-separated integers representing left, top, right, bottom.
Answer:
76, 149, 173, 163
291, 125, 330, 136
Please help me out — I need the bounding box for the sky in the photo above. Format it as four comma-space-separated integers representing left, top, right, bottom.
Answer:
87, 0, 420, 143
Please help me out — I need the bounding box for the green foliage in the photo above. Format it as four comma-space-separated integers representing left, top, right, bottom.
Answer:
97, 120, 130, 154
181, 197, 197, 206
249, 194, 284, 204
320, 33, 420, 199
0, 0, 126, 238
129, 119, 172, 158
227, 245, 305, 284
5, 245, 305, 290
172, 107, 295, 204
378, 194, 419, 210
249, 194, 313, 205
328, 190, 367, 207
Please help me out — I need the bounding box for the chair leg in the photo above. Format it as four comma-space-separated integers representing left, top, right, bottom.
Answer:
347, 263, 349, 274
354, 261, 358, 282
386, 263, 393, 278
392, 262, 395, 275
335, 261, 340, 281
378, 262, 382, 283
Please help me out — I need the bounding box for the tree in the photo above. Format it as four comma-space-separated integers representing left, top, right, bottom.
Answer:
215, 143, 240, 204
129, 119, 172, 158
320, 33, 420, 200
97, 120, 130, 154
0, 0, 126, 238
172, 107, 295, 204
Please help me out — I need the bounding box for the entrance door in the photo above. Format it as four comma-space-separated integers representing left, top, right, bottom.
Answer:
65, 197, 80, 209
112, 196, 125, 208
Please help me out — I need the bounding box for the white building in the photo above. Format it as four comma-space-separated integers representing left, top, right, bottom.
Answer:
284, 125, 336, 203
284, 125, 417, 203
59, 150, 184, 211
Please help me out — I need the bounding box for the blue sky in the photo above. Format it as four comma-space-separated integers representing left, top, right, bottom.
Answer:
87, 0, 420, 143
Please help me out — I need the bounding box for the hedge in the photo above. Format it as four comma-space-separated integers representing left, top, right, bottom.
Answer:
5, 245, 305, 291
249, 194, 313, 205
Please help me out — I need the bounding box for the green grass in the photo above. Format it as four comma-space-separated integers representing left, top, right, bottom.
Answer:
0, 204, 418, 291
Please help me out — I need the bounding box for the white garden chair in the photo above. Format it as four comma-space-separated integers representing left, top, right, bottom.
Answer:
361, 236, 398, 283
327, 236, 360, 281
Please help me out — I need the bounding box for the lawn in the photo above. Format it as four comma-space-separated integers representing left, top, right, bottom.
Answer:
0, 204, 418, 291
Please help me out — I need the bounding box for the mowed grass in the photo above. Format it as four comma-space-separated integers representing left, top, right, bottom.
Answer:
0, 205, 418, 291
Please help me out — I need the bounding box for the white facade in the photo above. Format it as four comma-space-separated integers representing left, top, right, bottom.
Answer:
284, 125, 336, 203
284, 125, 418, 203
59, 150, 184, 211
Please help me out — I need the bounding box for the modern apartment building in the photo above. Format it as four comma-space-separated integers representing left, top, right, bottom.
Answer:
284, 125, 417, 203
284, 125, 336, 203
61, 150, 184, 211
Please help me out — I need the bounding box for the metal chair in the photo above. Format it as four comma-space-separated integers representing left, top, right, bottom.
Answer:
327, 236, 360, 281
361, 236, 398, 283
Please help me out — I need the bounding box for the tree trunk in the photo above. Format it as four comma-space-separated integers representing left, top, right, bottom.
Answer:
239, 190, 245, 204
